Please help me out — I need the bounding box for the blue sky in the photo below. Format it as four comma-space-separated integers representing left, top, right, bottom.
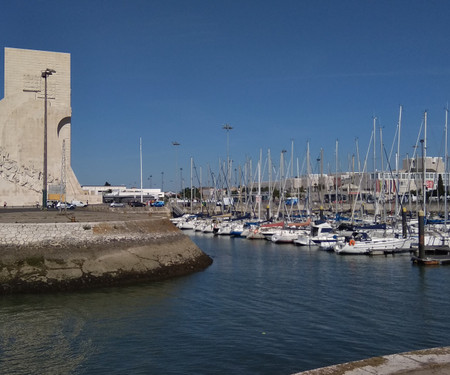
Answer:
1, 0, 450, 190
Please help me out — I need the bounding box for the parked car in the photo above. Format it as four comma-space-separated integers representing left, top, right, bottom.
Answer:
129, 201, 146, 207
71, 200, 87, 207
152, 200, 165, 207
110, 202, 124, 207
47, 201, 57, 209
285, 197, 298, 205
56, 202, 75, 209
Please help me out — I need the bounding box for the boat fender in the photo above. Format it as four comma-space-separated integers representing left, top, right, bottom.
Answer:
349, 239, 355, 246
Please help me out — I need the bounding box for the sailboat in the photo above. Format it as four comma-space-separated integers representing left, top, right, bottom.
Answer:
333, 232, 413, 255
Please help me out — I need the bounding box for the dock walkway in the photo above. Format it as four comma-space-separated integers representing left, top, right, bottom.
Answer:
293, 347, 450, 375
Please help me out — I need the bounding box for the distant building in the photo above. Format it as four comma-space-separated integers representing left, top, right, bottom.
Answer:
82, 185, 164, 202
260, 156, 448, 200
81, 185, 127, 196
370, 157, 447, 195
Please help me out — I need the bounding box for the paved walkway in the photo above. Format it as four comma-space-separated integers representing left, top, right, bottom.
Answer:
293, 347, 450, 375
0, 206, 168, 223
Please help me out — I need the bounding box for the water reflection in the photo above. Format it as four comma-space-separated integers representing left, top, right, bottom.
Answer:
0, 296, 92, 374
0, 280, 187, 375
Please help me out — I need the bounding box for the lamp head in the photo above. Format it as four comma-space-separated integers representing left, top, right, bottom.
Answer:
41, 68, 56, 78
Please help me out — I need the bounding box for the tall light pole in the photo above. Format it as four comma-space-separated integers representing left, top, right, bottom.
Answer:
222, 124, 233, 199
140, 137, 143, 203
172, 141, 180, 195
41, 68, 56, 209
180, 167, 183, 204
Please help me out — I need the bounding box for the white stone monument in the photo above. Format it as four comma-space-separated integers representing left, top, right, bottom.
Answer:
0, 47, 91, 206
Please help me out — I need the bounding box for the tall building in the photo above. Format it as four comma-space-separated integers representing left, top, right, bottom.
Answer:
0, 47, 91, 206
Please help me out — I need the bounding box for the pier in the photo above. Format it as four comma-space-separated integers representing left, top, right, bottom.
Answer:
292, 347, 450, 375
0, 206, 212, 293
409, 210, 450, 265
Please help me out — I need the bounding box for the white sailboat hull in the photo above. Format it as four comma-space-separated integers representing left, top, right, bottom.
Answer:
334, 237, 413, 255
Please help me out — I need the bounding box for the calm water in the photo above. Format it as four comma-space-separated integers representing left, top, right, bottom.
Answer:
1, 233, 450, 375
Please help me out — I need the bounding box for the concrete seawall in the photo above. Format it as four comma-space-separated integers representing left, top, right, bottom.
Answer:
0, 217, 212, 293
292, 347, 450, 375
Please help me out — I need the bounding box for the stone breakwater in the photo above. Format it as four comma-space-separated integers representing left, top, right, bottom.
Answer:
0, 218, 213, 293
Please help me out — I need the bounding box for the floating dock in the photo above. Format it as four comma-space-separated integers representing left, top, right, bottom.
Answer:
411, 246, 450, 265
411, 255, 450, 265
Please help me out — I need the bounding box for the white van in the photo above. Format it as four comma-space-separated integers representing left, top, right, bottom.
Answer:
71, 200, 87, 207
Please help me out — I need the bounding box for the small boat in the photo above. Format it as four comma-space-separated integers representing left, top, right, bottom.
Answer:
246, 228, 266, 240
259, 222, 284, 240
294, 221, 334, 247
334, 232, 413, 255
176, 216, 198, 230
271, 229, 301, 244
216, 222, 233, 235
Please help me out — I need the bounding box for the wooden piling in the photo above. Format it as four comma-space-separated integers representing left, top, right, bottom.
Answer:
418, 210, 425, 259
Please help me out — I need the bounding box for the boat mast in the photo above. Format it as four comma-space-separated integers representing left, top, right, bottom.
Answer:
200, 165, 203, 214
249, 158, 253, 215
396, 105, 402, 221
335, 139, 338, 215
355, 137, 361, 214
423, 111, 427, 217
223, 124, 233, 212
318, 148, 324, 206
351, 130, 374, 223
291, 139, 294, 182
190, 157, 193, 214
238, 164, 242, 214
297, 156, 301, 213
268, 148, 272, 220
380, 126, 386, 223
445, 105, 448, 231
258, 149, 262, 220
355, 137, 361, 173
373, 117, 378, 217
307, 141, 311, 217
276, 149, 286, 219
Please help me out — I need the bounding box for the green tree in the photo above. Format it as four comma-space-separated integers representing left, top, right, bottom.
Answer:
272, 188, 280, 199
438, 174, 445, 197
183, 187, 201, 200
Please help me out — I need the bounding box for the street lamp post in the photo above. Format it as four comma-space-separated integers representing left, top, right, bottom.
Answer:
172, 141, 180, 195
41, 68, 56, 209
180, 167, 183, 205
